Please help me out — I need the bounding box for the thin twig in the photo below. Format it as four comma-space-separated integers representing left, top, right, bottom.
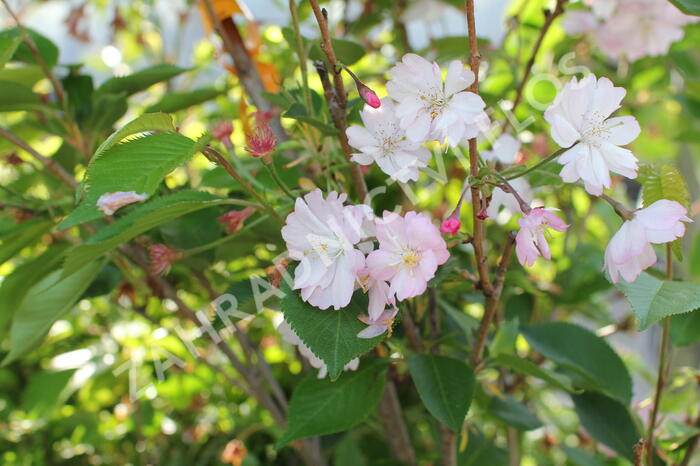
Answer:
470, 233, 516, 368
0, 126, 77, 189
308, 1, 368, 202
646, 244, 674, 465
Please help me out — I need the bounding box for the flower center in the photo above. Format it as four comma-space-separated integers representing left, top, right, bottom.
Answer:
419, 92, 448, 119
400, 248, 421, 269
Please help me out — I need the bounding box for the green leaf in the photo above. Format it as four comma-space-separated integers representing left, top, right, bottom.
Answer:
59, 132, 198, 229
670, 310, 700, 346
62, 191, 237, 275
0, 245, 69, 341
92, 113, 175, 163
0, 219, 53, 265
488, 395, 543, 431
407, 353, 475, 432
96, 64, 189, 96
84, 91, 128, 134
492, 354, 581, 394
3, 260, 104, 364
145, 87, 226, 113
571, 391, 639, 461
562, 446, 607, 466
490, 317, 519, 356
615, 272, 700, 330
0, 28, 59, 68
0, 33, 22, 69
280, 282, 385, 380
0, 80, 43, 112
277, 359, 387, 446
21, 369, 76, 414
309, 38, 365, 66
521, 322, 632, 404
334, 434, 367, 466
669, 0, 700, 16
458, 428, 508, 466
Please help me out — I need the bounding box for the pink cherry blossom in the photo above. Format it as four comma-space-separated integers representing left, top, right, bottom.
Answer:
347, 98, 431, 183
515, 208, 569, 267
387, 53, 488, 146
545, 74, 640, 195
366, 211, 449, 301
96, 191, 148, 215
440, 216, 461, 235
604, 200, 692, 283
281, 190, 368, 310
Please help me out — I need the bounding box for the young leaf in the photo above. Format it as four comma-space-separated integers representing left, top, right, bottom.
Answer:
145, 87, 226, 113
0, 28, 59, 68
492, 353, 581, 394
615, 272, 700, 330
490, 317, 519, 356
407, 353, 475, 432
571, 391, 639, 461
62, 190, 238, 275
521, 322, 632, 404
95, 64, 189, 96
488, 394, 543, 431
277, 359, 387, 446
3, 260, 104, 365
59, 132, 198, 229
0, 33, 22, 69
279, 283, 385, 380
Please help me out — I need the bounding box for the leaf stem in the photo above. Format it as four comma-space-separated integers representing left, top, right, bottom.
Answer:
182, 214, 269, 257
263, 158, 297, 201
504, 145, 571, 181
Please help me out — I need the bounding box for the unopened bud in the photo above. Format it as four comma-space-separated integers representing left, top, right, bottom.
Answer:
212, 120, 234, 149
358, 83, 381, 109
476, 209, 488, 220
246, 116, 276, 158
440, 216, 461, 235
217, 207, 254, 234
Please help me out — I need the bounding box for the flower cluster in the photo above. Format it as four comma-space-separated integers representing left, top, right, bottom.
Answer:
347, 54, 489, 182
563, 0, 697, 62
282, 189, 449, 337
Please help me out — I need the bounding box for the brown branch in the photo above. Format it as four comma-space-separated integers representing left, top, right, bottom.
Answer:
308, 1, 368, 202
377, 377, 418, 466
470, 233, 515, 368
200, 0, 288, 145
509, 0, 568, 115
0, 126, 77, 189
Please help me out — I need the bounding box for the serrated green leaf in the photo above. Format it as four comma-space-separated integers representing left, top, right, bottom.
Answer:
145, 87, 226, 113
277, 359, 387, 446
62, 190, 239, 275
521, 322, 632, 404
3, 260, 104, 365
92, 113, 175, 163
59, 132, 198, 229
492, 353, 581, 394
407, 353, 475, 432
638, 164, 690, 207
0, 33, 22, 69
96, 64, 189, 96
0, 218, 53, 265
0, 80, 44, 112
488, 394, 543, 431
669, 0, 700, 16
571, 391, 639, 461
280, 282, 385, 380
0, 245, 69, 341
616, 272, 700, 330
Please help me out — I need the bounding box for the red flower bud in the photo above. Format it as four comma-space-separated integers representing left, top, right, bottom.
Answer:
148, 244, 182, 276
476, 209, 489, 220
218, 207, 254, 234
440, 216, 461, 235
358, 83, 381, 108
212, 120, 234, 149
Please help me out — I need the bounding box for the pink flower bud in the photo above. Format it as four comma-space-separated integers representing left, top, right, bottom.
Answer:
212, 120, 234, 148
476, 209, 489, 220
218, 207, 254, 234
96, 191, 148, 215
246, 116, 276, 158
148, 244, 182, 276
358, 83, 381, 109
440, 216, 461, 235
